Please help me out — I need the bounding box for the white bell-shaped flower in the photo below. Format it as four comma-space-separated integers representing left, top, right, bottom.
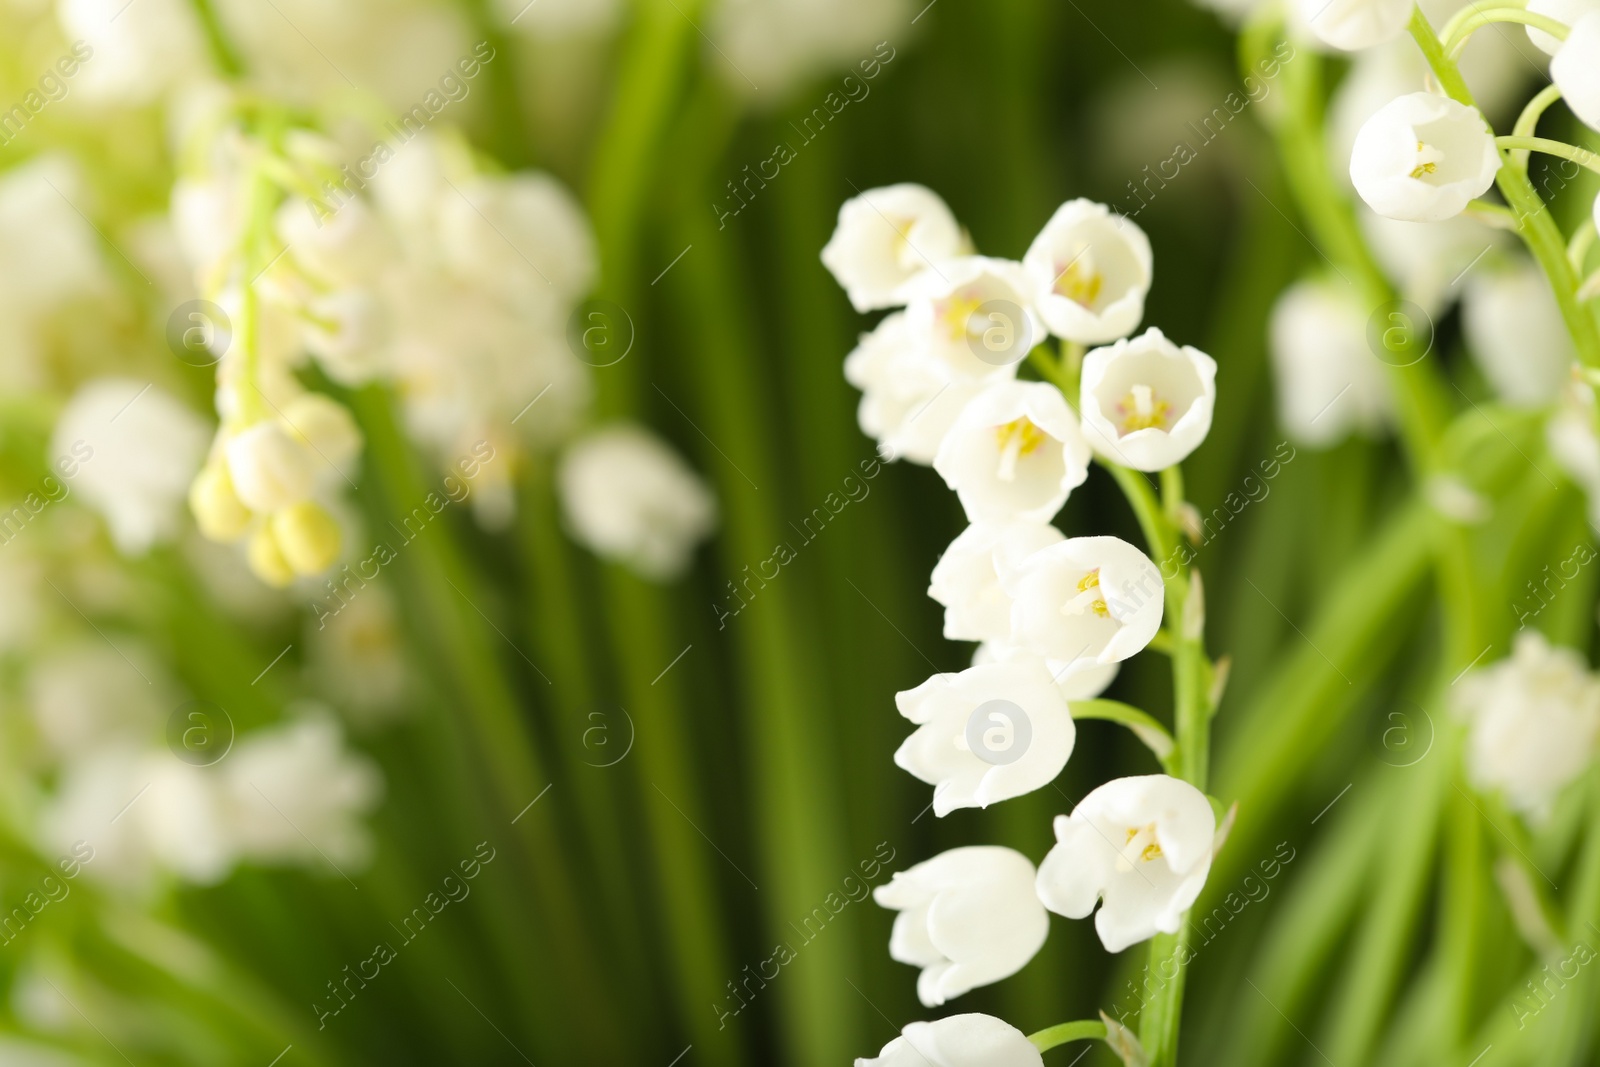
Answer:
1528, 0, 1600, 53
1455, 632, 1600, 820
439, 172, 598, 306
1553, 12, 1600, 130
1003, 535, 1165, 667
855, 1014, 1044, 1067
225, 421, 318, 514
1463, 259, 1573, 407
821, 184, 968, 312
929, 522, 1064, 643
1079, 327, 1217, 471
558, 424, 717, 580
1269, 278, 1392, 447
973, 640, 1121, 701
844, 311, 995, 466
932, 381, 1091, 523
276, 196, 392, 289
1023, 199, 1153, 344
905, 257, 1045, 378
1350, 93, 1501, 222
51, 378, 208, 555
1299, 0, 1415, 50
1549, 382, 1600, 528
894, 659, 1076, 815
1036, 773, 1216, 952
874, 846, 1049, 1007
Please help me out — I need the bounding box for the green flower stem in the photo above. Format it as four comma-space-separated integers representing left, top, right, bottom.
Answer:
1027, 1019, 1108, 1052
1070, 700, 1177, 768
1511, 84, 1566, 169
1495, 136, 1600, 177
1440, 8, 1567, 58
1410, 7, 1600, 369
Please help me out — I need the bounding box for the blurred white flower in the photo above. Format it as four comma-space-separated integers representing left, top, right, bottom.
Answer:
932, 381, 1091, 524
1548, 383, 1600, 527
1463, 259, 1572, 407
1360, 209, 1507, 315
843, 312, 991, 465
27, 641, 168, 757
855, 1014, 1044, 1067
1529, 0, 1600, 53
905, 257, 1043, 379
1079, 327, 1216, 471
53, 379, 208, 555
309, 584, 410, 725
58, 0, 211, 103
1350, 93, 1500, 222
1456, 632, 1600, 820
1553, 12, 1600, 130
225, 421, 318, 514
558, 425, 717, 580
928, 522, 1064, 643
280, 393, 364, 485
1299, 0, 1415, 50
873, 846, 1048, 1006
1002, 535, 1165, 668
709, 0, 907, 100
821, 184, 968, 312
302, 289, 392, 386
894, 659, 1076, 815
276, 196, 393, 289
1269, 278, 1392, 447
1023, 199, 1152, 345
1036, 773, 1216, 952
222, 712, 383, 869
439, 172, 598, 309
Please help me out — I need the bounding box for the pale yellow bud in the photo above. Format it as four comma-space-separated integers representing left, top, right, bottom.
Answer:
271, 501, 342, 576
189, 461, 252, 543
247, 526, 295, 588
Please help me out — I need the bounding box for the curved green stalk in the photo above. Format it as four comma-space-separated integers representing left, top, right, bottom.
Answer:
1028, 1019, 1108, 1051
1071, 700, 1177, 767
1441, 8, 1567, 57
1495, 136, 1600, 178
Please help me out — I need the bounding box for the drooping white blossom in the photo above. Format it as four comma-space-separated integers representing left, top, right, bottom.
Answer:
1299, 0, 1416, 51
855, 1014, 1044, 1067
1360, 210, 1509, 315
1455, 632, 1600, 820
932, 381, 1091, 524
972, 639, 1121, 702
438, 172, 599, 308
1529, 0, 1600, 53
905, 257, 1044, 378
52, 379, 209, 555
928, 522, 1064, 643
1023, 199, 1153, 345
873, 846, 1049, 1007
1548, 382, 1600, 528
894, 660, 1076, 816
558, 424, 718, 580
843, 311, 993, 465
1079, 327, 1217, 471
1002, 535, 1166, 668
1553, 12, 1600, 130
821, 184, 969, 312
1463, 259, 1573, 407
1350, 93, 1501, 222
1036, 774, 1216, 952
224, 421, 318, 514
1269, 278, 1392, 447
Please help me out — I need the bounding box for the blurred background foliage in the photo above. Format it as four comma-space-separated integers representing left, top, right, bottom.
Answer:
1, 0, 1598, 1063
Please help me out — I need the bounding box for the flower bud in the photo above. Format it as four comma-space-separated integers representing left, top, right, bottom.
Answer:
226, 421, 316, 512
189, 459, 252, 543
280, 394, 362, 474
270, 501, 342, 576
247, 526, 296, 588
1553, 12, 1600, 130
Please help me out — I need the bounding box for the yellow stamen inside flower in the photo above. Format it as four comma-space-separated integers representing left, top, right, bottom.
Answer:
1078, 568, 1101, 592
1116, 384, 1173, 434
1409, 140, 1442, 180
1118, 823, 1164, 869
1055, 256, 1104, 310
940, 292, 984, 341
994, 417, 1049, 482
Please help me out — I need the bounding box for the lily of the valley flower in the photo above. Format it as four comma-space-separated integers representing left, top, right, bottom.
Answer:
1023, 199, 1152, 344
932, 381, 1091, 523
854, 1014, 1044, 1067
905, 257, 1045, 377
929, 522, 1065, 643
1350, 93, 1501, 222
1553, 12, 1600, 130
558, 424, 717, 581
1463, 259, 1573, 407
873, 846, 1049, 1007
1299, 0, 1415, 50
1455, 632, 1600, 821
821, 184, 969, 312
225, 421, 318, 514
844, 312, 993, 466
1002, 535, 1165, 667
973, 640, 1121, 701
1036, 774, 1216, 952
1079, 327, 1216, 472
1269, 278, 1392, 447
1529, 0, 1600, 53
894, 660, 1076, 815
